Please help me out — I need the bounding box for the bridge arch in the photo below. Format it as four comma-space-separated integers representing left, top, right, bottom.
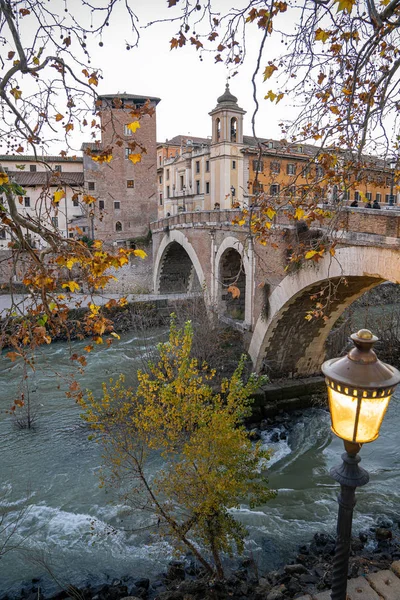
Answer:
153, 229, 206, 297
249, 245, 400, 376
214, 236, 253, 326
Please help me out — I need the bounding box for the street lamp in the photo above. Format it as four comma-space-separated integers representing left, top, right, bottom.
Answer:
389, 157, 397, 207
230, 185, 235, 208
322, 329, 400, 600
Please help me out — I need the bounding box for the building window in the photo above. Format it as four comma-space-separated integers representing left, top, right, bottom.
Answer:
366, 192, 372, 201
51, 217, 59, 228
270, 161, 280, 174
298, 146, 303, 153
124, 124, 133, 136
270, 184, 280, 196
232, 160, 236, 170
196, 161, 200, 174
99, 200, 105, 210
216, 118, 221, 141
196, 180, 200, 194
376, 193, 381, 202
302, 165, 311, 177
159, 175, 162, 184
287, 163, 296, 175
24, 197, 30, 207
69, 232, 74, 238
73, 198, 79, 207
343, 190, 350, 201
114, 201, 120, 210
159, 193, 163, 205
0, 229, 5, 239
288, 185, 296, 197
253, 159, 264, 172
206, 181, 210, 194
166, 185, 170, 198
385, 194, 390, 203
88, 181, 95, 191
231, 117, 237, 142
54, 165, 62, 172
115, 221, 122, 232
354, 191, 360, 201
253, 182, 264, 193
127, 179, 134, 188
166, 169, 170, 180
206, 160, 210, 172
30, 165, 37, 172
316, 165, 324, 179
125, 148, 131, 160
180, 175, 184, 190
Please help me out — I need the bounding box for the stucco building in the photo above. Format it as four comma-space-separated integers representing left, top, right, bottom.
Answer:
157, 84, 398, 218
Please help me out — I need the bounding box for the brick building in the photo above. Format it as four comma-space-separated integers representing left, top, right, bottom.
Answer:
157, 84, 398, 217
83, 93, 160, 246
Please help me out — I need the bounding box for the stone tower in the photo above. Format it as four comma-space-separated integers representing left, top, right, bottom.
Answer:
209, 84, 246, 209
83, 93, 160, 246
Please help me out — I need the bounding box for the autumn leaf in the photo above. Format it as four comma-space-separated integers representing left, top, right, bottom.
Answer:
227, 285, 240, 299
329, 105, 340, 115
0, 173, 9, 185
315, 29, 331, 43
133, 249, 147, 259
263, 64, 278, 81
265, 90, 277, 102
111, 332, 120, 339
53, 189, 65, 204
94, 336, 103, 345
6, 351, 21, 362
294, 207, 305, 220
128, 153, 142, 164
84, 345, 94, 353
65, 123, 74, 133
88, 73, 99, 86
83, 194, 96, 205
126, 121, 141, 134
62, 280, 81, 292
266, 207, 276, 220
10, 88, 22, 100
91, 153, 113, 163
55, 113, 64, 122
19, 8, 30, 16
119, 297, 128, 307
334, 0, 356, 13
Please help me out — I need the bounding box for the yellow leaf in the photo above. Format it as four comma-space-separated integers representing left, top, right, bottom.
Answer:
265, 90, 277, 102
92, 240, 102, 249
263, 65, 278, 81
33, 56, 40, 65
65, 123, 74, 133
126, 121, 141, 133
88, 73, 98, 86
359, 191, 367, 202
227, 285, 240, 299
94, 336, 103, 344
305, 250, 319, 260
305, 314, 313, 321
128, 153, 142, 164
0, 172, 9, 185
55, 113, 64, 122
91, 153, 113, 163
294, 207, 305, 220
10, 88, 22, 100
335, 0, 355, 13
62, 280, 81, 292
119, 297, 128, 307
83, 194, 96, 205
53, 189, 65, 204
237, 218, 246, 226
84, 345, 94, 352
133, 249, 147, 259
266, 207, 276, 220
66, 257, 78, 269
265, 222, 272, 229
329, 247, 336, 256
315, 28, 331, 43
329, 106, 340, 115
111, 332, 120, 339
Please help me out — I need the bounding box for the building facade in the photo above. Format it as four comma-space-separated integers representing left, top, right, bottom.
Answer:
157, 85, 398, 218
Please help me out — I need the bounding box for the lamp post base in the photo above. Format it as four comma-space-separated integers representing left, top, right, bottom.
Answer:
329, 445, 369, 600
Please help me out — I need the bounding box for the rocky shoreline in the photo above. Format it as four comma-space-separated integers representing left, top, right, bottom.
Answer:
7, 520, 400, 600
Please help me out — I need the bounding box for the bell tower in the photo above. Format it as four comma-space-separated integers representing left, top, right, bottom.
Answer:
209, 84, 246, 209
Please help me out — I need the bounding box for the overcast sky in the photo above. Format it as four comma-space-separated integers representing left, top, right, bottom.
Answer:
83, 0, 296, 145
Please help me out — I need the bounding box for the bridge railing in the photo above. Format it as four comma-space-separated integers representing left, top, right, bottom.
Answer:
150, 205, 400, 240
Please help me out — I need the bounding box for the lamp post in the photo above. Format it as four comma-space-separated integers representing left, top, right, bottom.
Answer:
230, 185, 235, 208
389, 158, 397, 207
321, 329, 400, 600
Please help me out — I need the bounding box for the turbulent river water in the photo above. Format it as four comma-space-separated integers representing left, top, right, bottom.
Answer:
1, 329, 400, 596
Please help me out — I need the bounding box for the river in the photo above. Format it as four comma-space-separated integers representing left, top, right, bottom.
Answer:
1, 329, 399, 597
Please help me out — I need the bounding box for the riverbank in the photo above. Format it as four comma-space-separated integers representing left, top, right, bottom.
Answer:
9, 519, 400, 600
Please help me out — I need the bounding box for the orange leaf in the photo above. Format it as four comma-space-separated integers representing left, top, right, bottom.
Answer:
227, 285, 240, 299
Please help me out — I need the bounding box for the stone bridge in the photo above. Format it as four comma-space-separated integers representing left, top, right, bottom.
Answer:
150, 207, 400, 377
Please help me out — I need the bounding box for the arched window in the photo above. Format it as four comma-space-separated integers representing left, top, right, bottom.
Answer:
230, 117, 237, 142
115, 221, 122, 232
216, 118, 221, 141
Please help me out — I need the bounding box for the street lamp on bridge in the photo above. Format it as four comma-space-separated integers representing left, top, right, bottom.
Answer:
322, 329, 400, 600
389, 157, 397, 207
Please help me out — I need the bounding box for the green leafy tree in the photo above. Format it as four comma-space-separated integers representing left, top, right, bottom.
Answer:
81, 319, 275, 579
